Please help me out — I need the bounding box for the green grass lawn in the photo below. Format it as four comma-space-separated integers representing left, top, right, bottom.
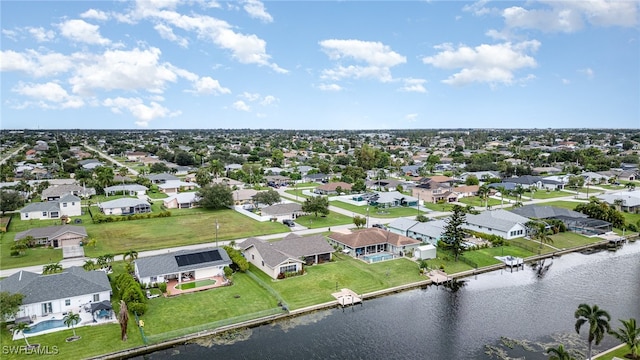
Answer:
594, 344, 633, 359
461, 245, 536, 267
293, 212, 353, 229
548, 231, 605, 249
421, 202, 456, 212
284, 189, 310, 200
527, 190, 574, 200
1, 209, 288, 269
509, 238, 556, 255
457, 196, 501, 207
252, 253, 424, 309
539, 201, 585, 210
330, 201, 425, 218
422, 252, 474, 274
146, 192, 168, 199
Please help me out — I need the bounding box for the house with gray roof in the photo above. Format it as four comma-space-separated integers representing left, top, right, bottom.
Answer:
15, 225, 87, 249
41, 183, 96, 201
463, 209, 530, 239
0, 267, 111, 321
104, 184, 148, 196
98, 198, 151, 215
328, 228, 421, 257
261, 202, 303, 219
387, 218, 447, 246
146, 172, 180, 184
157, 180, 198, 194
597, 190, 640, 213
509, 205, 588, 220
20, 193, 81, 220
134, 247, 231, 287
242, 234, 335, 279
370, 191, 419, 208
163, 192, 199, 209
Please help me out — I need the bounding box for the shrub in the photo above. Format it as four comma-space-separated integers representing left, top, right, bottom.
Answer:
223, 266, 233, 278
10, 250, 20, 257
128, 302, 147, 316
277, 272, 285, 279
158, 282, 167, 293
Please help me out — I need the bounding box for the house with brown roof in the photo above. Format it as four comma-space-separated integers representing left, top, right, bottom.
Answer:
315, 181, 352, 195
327, 228, 421, 258
412, 179, 456, 203
242, 234, 335, 279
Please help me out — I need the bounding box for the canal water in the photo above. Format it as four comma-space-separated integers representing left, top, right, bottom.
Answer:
140, 241, 640, 360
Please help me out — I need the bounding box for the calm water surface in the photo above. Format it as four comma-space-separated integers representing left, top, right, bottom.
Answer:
140, 241, 640, 360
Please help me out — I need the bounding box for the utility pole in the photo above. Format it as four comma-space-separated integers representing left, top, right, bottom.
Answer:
215, 218, 219, 247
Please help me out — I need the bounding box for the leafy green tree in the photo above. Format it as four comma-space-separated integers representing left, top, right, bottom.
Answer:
194, 167, 212, 187
94, 166, 115, 191
83, 259, 97, 271
271, 149, 284, 167
253, 189, 281, 207
575, 303, 611, 360
440, 204, 467, 262
118, 167, 129, 177
63, 311, 81, 338
526, 221, 554, 249
353, 215, 366, 228
545, 344, 576, 360
209, 159, 224, 179
150, 162, 170, 174
352, 179, 367, 193
0, 291, 24, 321
609, 318, 640, 360
0, 189, 24, 215
302, 196, 329, 218
196, 184, 233, 209
174, 151, 194, 166
465, 175, 479, 186
123, 249, 138, 263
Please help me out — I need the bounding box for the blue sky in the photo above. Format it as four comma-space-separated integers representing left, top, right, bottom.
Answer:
1, 0, 638, 130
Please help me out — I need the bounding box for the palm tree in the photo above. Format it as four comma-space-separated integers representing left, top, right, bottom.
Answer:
42, 262, 63, 274
545, 344, 576, 360
477, 184, 490, 209
13, 322, 31, 347
209, 159, 224, 179
123, 250, 138, 263
63, 311, 81, 338
609, 318, 640, 359
83, 259, 96, 271
575, 303, 611, 360
496, 185, 507, 207
527, 221, 553, 249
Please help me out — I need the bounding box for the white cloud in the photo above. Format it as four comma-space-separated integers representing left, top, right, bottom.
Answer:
242, 0, 273, 23
260, 95, 277, 106
238, 92, 277, 106
502, 1, 638, 33
319, 39, 406, 83
0, 50, 74, 77
103, 97, 179, 127
579, 67, 595, 79
125, 4, 286, 73
80, 9, 110, 21
399, 78, 427, 93
562, 78, 571, 85
317, 83, 342, 92
154, 23, 189, 47
232, 100, 251, 111
462, 0, 497, 16
189, 76, 231, 95
58, 19, 111, 45
13, 81, 84, 109
405, 113, 418, 122
2, 29, 18, 41
68, 47, 179, 95
27, 27, 55, 42
422, 41, 540, 86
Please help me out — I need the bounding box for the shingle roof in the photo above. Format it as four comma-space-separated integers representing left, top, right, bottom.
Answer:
241, 234, 334, 268
464, 209, 530, 232
0, 267, 111, 304
99, 198, 150, 209
262, 203, 302, 216
20, 201, 60, 213
387, 218, 419, 231
329, 228, 420, 248
15, 225, 87, 241
509, 205, 587, 219
104, 184, 148, 192
409, 219, 447, 239
134, 247, 231, 278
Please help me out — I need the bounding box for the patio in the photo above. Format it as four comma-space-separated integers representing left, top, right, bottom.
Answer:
165, 275, 229, 296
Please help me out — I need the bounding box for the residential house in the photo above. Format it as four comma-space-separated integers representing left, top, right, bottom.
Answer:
303, 173, 330, 183
501, 175, 543, 189
462, 209, 530, 239
146, 173, 179, 184
20, 194, 82, 220
261, 203, 303, 220
104, 184, 148, 196
581, 171, 610, 185
369, 191, 419, 208
598, 190, 640, 214
98, 198, 151, 215
41, 184, 95, 201
400, 165, 422, 177
241, 234, 335, 279
327, 228, 421, 257
233, 189, 259, 206
0, 267, 111, 321
125, 151, 147, 161
315, 181, 352, 195
157, 180, 198, 195
163, 192, 199, 209
509, 204, 612, 235
367, 178, 413, 192
15, 225, 87, 248
265, 175, 291, 187
213, 177, 244, 188
412, 179, 456, 203
387, 218, 447, 245
134, 247, 231, 287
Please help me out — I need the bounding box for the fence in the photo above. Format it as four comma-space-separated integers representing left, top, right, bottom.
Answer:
245, 270, 289, 310
134, 311, 148, 344
508, 241, 539, 254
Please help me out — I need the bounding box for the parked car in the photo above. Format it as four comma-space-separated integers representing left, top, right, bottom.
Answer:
283, 219, 295, 227
372, 223, 386, 230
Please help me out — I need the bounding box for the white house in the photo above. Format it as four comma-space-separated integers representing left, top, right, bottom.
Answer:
104, 184, 148, 197
98, 198, 151, 215
19, 194, 82, 220
157, 180, 198, 195
462, 209, 530, 240
163, 192, 199, 209
134, 247, 231, 287
0, 267, 111, 321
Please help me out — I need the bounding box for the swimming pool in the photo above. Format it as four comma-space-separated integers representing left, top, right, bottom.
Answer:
362, 253, 393, 263
23, 319, 66, 334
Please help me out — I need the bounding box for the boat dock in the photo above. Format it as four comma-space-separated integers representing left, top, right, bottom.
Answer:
427, 270, 450, 284
332, 288, 362, 307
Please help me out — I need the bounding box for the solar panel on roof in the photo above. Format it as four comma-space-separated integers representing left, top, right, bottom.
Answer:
175, 250, 222, 267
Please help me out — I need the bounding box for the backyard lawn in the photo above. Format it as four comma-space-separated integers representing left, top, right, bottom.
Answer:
461, 245, 536, 268
457, 196, 501, 208
293, 212, 353, 229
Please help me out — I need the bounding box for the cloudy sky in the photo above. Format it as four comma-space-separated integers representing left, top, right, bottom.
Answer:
1, 0, 638, 130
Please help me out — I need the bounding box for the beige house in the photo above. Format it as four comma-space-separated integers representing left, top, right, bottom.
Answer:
15, 225, 87, 249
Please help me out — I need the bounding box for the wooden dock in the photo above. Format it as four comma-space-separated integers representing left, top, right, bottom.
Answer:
427, 270, 450, 284
332, 288, 362, 307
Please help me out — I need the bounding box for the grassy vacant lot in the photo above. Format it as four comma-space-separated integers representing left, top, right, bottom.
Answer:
461, 245, 536, 267
330, 201, 424, 218
253, 253, 423, 309
0, 209, 287, 269
457, 196, 501, 207
527, 190, 575, 200
421, 202, 455, 212
284, 189, 310, 200
294, 212, 353, 229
